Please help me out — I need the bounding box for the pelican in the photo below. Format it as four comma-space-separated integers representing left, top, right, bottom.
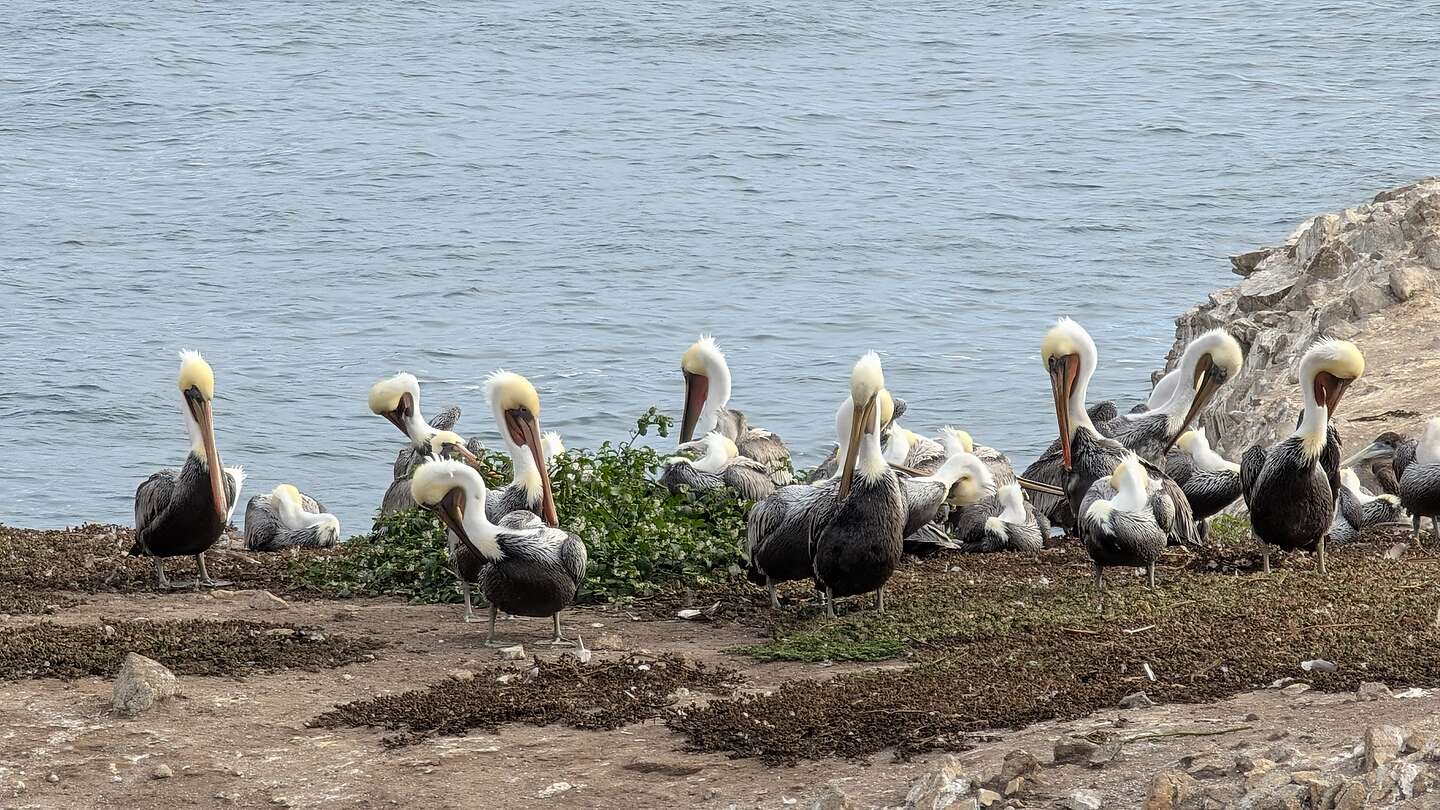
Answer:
421, 430, 496, 622
939, 427, 1017, 487
812, 353, 906, 618
1343, 431, 1404, 495
411, 460, 587, 646
808, 389, 899, 481
1394, 418, 1440, 543
1329, 468, 1403, 544
1164, 428, 1241, 544
883, 422, 947, 474
896, 435, 984, 555
659, 432, 776, 501
1108, 329, 1244, 463
368, 373, 480, 515
1079, 453, 1173, 590
480, 371, 559, 526
679, 336, 793, 484
1020, 399, 1132, 530
131, 351, 245, 589
1240, 338, 1365, 573
243, 484, 341, 551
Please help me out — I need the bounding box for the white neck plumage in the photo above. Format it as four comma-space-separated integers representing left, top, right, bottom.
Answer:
856, 402, 888, 484
275, 494, 336, 533
1187, 431, 1239, 473
457, 484, 504, 561
882, 423, 913, 465
1293, 365, 1330, 459
997, 483, 1027, 523
1067, 344, 1098, 439
1111, 467, 1149, 512
696, 356, 733, 436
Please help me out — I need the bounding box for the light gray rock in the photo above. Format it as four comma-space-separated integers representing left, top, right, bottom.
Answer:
1350, 281, 1396, 316
1390, 265, 1433, 300
1119, 691, 1155, 709
248, 590, 288, 610
1356, 681, 1393, 701
1055, 788, 1103, 810
1053, 735, 1100, 765
810, 782, 859, 810
112, 652, 178, 717
1364, 725, 1406, 771
905, 756, 976, 810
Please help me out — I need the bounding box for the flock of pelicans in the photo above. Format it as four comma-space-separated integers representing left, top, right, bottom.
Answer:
127, 320, 1440, 644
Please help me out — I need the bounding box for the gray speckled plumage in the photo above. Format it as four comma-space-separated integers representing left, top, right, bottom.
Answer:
898, 477, 960, 554
1019, 401, 1125, 529
659, 456, 777, 501
1077, 476, 1173, 572
1059, 428, 1198, 548
243, 492, 339, 551
1240, 425, 1342, 552
464, 510, 587, 618
712, 407, 794, 485
131, 454, 242, 558
1396, 440, 1440, 537
1163, 449, 1241, 523
746, 479, 839, 586
1329, 479, 1403, 544
950, 492, 1049, 553
812, 471, 905, 600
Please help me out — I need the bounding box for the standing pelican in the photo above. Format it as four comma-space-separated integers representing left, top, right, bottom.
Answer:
1394, 418, 1440, 543
368, 373, 481, 515
1078, 454, 1173, 590
411, 460, 586, 645
243, 485, 341, 551
1164, 428, 1241, 544
423, 430, 495, 622
480, 371, 560, 526
809, 389, 899, 481
659, 432, 776, 501
131, 351, 245, 589
1240, 339, 1365, 573
679, 336, 793, 484
812, 353, 906, 618
1035, 318, 1197, 547
1108, 329, 1244, 463
1329, 468, 1404, 544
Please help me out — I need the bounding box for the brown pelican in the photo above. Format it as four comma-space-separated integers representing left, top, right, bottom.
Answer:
1078, 453, 1174, 590
481, 371, 559, 527
243, 484, 341, 551
411, 460, 587, 645
1329, 468, 1404, 544
812, 353, 906, 618
1240, 339, 1365, 573
1394, 418, 1440, 543
1109, 329, 1244, 463
1164, 428, 1241, 544
883, 423, 947, 474
421, 430, 495, 623
368, 373, 481, 515
939, 427, 1017, 487
679, 336, 792, 484
1343, 431, 1405, 496
1036, 318, 1197, 547
896, 441, 985, 555
131, 351, 245, 589
659, 432, 776, 501
808, 389, 899, 481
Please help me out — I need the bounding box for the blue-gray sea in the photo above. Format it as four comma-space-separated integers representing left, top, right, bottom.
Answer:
3, 1, 1437, 532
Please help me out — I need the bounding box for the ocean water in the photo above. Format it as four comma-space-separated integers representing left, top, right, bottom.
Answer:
3, 1, 1437, 532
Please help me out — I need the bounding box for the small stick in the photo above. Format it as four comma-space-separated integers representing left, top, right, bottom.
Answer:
1063, 627, 1100, 635
1124, 625, 1156, 635
1143, 663, 1157, 682
1123, 725, 1251, 743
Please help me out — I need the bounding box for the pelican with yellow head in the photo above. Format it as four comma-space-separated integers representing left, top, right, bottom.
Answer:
483, 370, 559, 528
1077, 452, 1172, 591
243, 483, 341, 551
130, 350, 246, 589
678, 335, 792, 485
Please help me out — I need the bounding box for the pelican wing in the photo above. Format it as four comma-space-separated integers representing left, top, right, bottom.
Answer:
1320, 423, 1343, 506
243, 494, 281, 551
903, 437, 947, 476
1239, 444, 1268, 504
900, 478, 948, 537
659, 460, 720, 494
1393, 438, 1419, 482
721, 458, 778, 501
134, 468, 178, 537
558, 532, 589, 587
428, 405, 462, 431
1336, 485, 1365, 533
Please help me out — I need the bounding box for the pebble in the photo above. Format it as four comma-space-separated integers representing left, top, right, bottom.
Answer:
1356, 681, 1392, 701
499, 645, 526, 660
1281, 682, 1311, 697
152, 765, 173, 779
1055, 788, 1103, 810
248, 590, 289, 611
537, 782, 573, 798
46, 774, 58, 784
1118, 691, 1155, 709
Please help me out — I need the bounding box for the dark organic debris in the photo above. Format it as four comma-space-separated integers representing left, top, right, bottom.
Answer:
0, 619, 383, 680
311, 654, 740, 747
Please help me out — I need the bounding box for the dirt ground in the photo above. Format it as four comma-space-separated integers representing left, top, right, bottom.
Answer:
0, 581, 1437, 810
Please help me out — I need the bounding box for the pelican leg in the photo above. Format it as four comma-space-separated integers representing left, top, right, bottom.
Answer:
1317, 536, 1328, 576
195, 553, 231, 588
1146, 562, 1157, 589
540, 613, 575, 647
1262, 544, 1271, 575
153, 558, 170, 590
461, 583, 480, 623
482, 606, 506, 647
875, 587, 886, 614
1092, 564, 1105, 593
766, 580, 780, 610
824, 588, 837, 619
1431, 517, 1440, 544
1413, 514, 1422, 545
1196, 519, 1209, 546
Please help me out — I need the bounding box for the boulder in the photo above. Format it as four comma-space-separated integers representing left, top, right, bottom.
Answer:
112, 653, 178, 717
998, 749, 1039, 783
1390, 265, 1433, 301
248, 590, 288, 610
1053, 735, 1100, 765
905, 756, 976, 810
1364, 725, 1406, 771
1143, 770, 1196, 810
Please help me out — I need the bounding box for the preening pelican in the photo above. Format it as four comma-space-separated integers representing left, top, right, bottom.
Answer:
939, 427, 1017, 488
482, 371, 559, 526
1079, 453, 1174, 590
1240, 338, 1365, 573
412, 460, 587, 646
659, 432, 776, 501
1108, 329, 1244, 463
422, 431, 492, 622
883, 422, 947, 474
131, 351, 245, 589
243, 484, 341, 551
679, 336, 793, 484
812, 353, 906, 618
960, 482, 1049, 554
368, 373, 480, 515
1164, 428, 1241, 544
1020, 398, 1130, 530
1033, 318, 1197, 546
1329, 468, 1403, 544
893, 429, 979, 555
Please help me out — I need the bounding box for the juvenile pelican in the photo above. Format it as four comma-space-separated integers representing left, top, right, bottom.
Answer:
131, 351, 245, 589
1394, 418, 1440, 543
1109, 329, 1244, 463
659, 432, 776, 501
412, 460, 587, 645
1079, 453, 1173, 590
482, 371, 560, 526
812, 353, 906, 618
1240, 339, 1365, 573
1035, 318, 1197, 546
1329, 468, 1403, 544
1343, 431, 1405, 496
243, 485, 341, 551
1164, 428, 1241, 544
679, 336, 793, 484
368, 373, 479, 515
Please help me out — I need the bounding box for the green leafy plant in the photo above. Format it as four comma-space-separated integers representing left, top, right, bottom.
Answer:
293, 408, 754, 604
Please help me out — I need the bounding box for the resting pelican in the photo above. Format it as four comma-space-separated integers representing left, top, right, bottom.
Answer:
1164, 428, 1241, 544
659, 432, 776, 501
679, 336, 792, 484
412, 460, 586, 645
1108, 329, 1244, 463
131, 351, 245, 589
1035, 318, 1197, 547
1240, 339, 1365, 573
480, 371, 560, 526
243, 485, 341, 551
939, 427, 1017, 487
1329, 468, 1403, 544
896, 436, 981, 555
1343, 430, 1404, 496
368, 373, 480, 515
883, 422, 947, 474
1079, 453, 1173, 590
812, 353, 906, 618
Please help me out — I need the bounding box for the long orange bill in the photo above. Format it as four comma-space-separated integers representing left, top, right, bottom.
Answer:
193, 397, 229, 521
680, 371, 708, 443
1325, 377, 1352, 420
1162, 363, 1224, 455
508, 408, 560, 527
434, 488, 475, 552
1049, 356, 1077, 470
838, 395, 877, 499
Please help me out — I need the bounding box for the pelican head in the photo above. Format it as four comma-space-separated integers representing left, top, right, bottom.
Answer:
679, 335, 730, 442
272, 483, 302, 506
1174, 429, 1202, 454
877, 389, 897, 431
1041, 318, 1097, 470
939, 426, 975, 456
838, 352, 885, 498
1162, 329, 1245, 453
368, 373, 422, 440
411, 460, 498, 560
426, 430, 479, 465
945, 453, 996, 507
1339, 467, 1362, 494
484, 370, 558, 527
1108, 453, 1150, 493
540, 431, 566, 463
176, 350, 228, 521
1300, 339, 1365, 420
1343, 430, 1405, 467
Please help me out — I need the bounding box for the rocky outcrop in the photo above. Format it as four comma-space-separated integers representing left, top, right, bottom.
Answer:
1156, 178, 1440, 467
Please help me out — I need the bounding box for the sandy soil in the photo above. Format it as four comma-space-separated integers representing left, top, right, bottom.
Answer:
2, 588, 1437, 810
